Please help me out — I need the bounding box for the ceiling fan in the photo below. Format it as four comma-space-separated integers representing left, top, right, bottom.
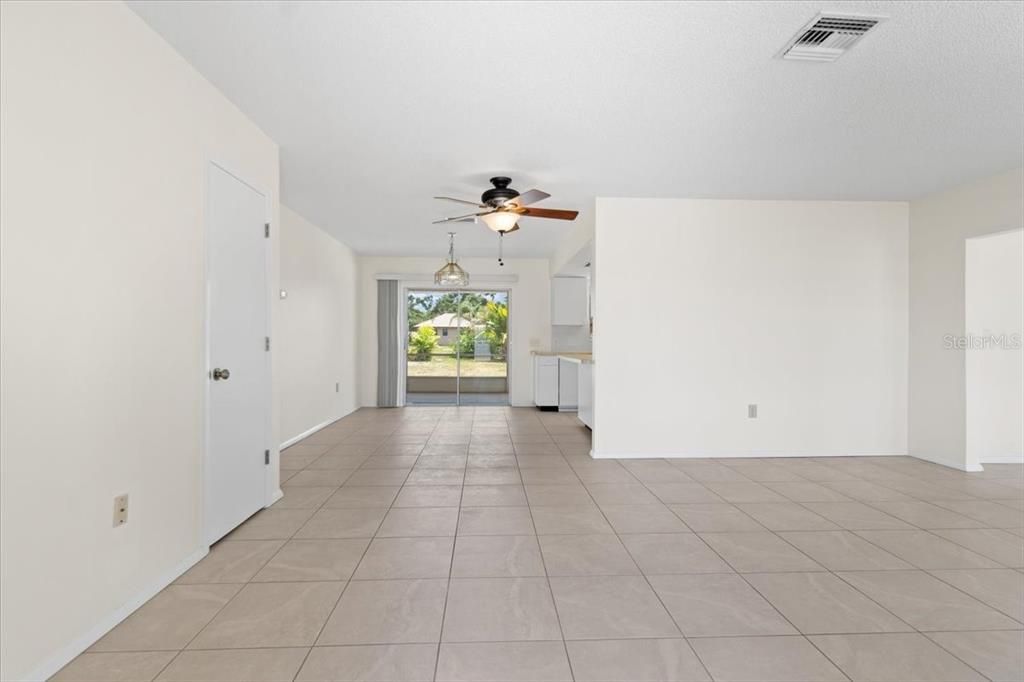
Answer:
433, 177, 578, 235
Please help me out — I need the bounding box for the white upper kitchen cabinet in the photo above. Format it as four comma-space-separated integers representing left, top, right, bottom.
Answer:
551, 276, 589, 326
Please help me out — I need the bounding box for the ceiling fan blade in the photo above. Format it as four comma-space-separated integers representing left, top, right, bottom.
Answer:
512, 207, 579, 221
434, 196, 485, 208
432, 210, 493, 224
506, 189, 551, 207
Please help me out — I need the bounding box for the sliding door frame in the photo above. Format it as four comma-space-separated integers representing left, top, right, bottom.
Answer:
400, 285, 511, 407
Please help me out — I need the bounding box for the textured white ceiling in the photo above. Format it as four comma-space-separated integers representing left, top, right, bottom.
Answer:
128, 1, 1023, 257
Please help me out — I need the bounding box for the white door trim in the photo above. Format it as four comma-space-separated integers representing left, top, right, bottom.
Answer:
202, 160, 274, 546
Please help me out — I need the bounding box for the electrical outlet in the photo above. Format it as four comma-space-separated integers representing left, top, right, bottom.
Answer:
748, 404, 758, 419
113, 494, 129, 527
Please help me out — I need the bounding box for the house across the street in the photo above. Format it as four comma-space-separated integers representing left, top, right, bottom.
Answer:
414, 313, 476, 345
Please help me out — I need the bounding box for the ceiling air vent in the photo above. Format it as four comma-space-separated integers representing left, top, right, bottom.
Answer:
779, 13, 885, 62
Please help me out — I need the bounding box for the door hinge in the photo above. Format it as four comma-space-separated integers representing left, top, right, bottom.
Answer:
264, 449, 270, 465
265, 336, 271, 351
264, 222, 270, 238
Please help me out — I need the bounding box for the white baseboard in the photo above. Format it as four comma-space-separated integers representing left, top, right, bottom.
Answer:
280, 412, 352, 449
268, 488, 284, 506
981, 453, 1024, 465
590, 450, 906, 460
910, 451, 985, 472
24, 546, 209, 682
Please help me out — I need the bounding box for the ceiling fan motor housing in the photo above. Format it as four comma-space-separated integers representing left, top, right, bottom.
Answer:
481, 176, 520, 207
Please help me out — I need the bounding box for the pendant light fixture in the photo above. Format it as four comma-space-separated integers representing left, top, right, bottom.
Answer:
434, 232, 469, 287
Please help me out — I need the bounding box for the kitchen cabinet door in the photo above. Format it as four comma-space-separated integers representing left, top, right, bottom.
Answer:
534, 356, 559, 406
551, 277, 588, 326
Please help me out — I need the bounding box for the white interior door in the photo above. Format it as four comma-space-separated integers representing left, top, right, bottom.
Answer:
205, 164, 269, 544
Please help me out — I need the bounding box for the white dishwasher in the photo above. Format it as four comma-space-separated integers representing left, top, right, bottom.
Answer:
558, 357, 579, 411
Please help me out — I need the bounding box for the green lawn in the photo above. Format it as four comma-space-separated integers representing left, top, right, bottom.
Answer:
407, 354, 507, 377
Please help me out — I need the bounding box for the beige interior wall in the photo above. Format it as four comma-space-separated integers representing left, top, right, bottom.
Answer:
908, 167, 1024, 470
594, 198, 909, 458
279, 206, 360, 444
0, 3, 279, 678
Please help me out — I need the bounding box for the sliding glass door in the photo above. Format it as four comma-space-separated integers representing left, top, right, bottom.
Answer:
405, 289, 509, 406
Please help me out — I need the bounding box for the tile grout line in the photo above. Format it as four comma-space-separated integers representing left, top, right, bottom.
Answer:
289, 420, 403, 681
619, 454, 1011, 681
712, 460, 1020, 680
584, 473, 721, 682
787, 491, 1024, 627
63, 409, 1021, 682
81, 626, 1024, 654
414, 412, 451, 682
556, 449, 733, 677
530, 415, 579, 682
732, 492, 1009, 681
728, 496, 1009, 680
297, 417, 418, 678
647, 450, 1024, 663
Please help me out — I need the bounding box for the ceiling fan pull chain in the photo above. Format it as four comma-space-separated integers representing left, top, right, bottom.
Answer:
497, 230, 504, 267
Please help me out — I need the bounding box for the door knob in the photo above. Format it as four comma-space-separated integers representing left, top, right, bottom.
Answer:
211, 368, 231, 381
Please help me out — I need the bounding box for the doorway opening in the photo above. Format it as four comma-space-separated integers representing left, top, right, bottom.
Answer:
964, 229, 1023, 468
405, 289, 509, 406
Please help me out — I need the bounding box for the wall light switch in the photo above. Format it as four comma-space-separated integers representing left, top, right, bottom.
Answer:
748, 404, 758, 419
113, 494, 129, 527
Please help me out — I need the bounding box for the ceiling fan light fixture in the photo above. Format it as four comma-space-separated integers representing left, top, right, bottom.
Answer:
480, 210, 519, 233
434, 232, 469, 287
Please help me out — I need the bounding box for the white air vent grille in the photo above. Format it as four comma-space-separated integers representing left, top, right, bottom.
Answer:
780, 13, 885, 62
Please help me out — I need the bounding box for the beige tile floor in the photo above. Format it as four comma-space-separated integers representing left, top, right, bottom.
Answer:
53, 407, 1024, 681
